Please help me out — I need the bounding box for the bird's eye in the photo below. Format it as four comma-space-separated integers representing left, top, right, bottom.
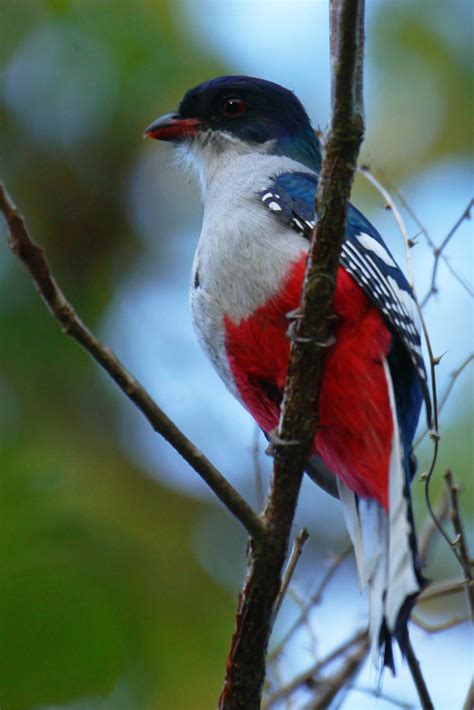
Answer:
221, 97, 246, 118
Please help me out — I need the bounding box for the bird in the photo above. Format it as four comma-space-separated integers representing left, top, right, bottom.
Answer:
144, 75, 431, 670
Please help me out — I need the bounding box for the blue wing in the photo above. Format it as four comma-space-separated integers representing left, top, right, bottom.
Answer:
259, 171, 431, 455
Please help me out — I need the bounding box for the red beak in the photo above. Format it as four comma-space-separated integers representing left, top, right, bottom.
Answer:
144, 113, 201, 142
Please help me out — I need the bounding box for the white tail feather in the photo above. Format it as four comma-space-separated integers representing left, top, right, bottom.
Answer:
337, 359, 420, 661
383, 358, 420, 631
337, 479, 388, 659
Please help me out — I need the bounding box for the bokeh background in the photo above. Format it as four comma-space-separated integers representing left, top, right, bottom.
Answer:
0, 1, 472, 709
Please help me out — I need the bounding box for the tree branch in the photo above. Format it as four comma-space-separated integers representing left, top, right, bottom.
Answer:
444, 470, 474, 615
420, 199, 473, 308
218, 1, 365, 707
418, 577, 471, 603
272, 528, 310, 622
263, 629, 368, 709
404, 636, 434, 710
306, 635, 370, 710
0, 181, 265, 542
268, 545, 352, 664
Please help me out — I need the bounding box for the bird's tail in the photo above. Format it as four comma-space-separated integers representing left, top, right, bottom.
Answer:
337, 358, 423, 671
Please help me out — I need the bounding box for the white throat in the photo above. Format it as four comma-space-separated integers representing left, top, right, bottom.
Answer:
174, 130, 276, 198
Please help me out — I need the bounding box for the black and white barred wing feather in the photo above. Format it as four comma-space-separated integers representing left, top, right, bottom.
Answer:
260, 171, 431, 424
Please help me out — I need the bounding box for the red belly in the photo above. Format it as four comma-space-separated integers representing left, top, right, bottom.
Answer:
223, 254, 392, 508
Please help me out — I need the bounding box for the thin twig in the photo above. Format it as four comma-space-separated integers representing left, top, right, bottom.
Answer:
417, 489, 450, 564
359, 167, 415, 288
421, 199, 474, 308
0, 182, 265, 542
411, 613, 469, 633
418, 577, 470, 603
273, 529, 310, 623
404, 635, 434, 710
263, 629, 368, 710
305, 636, 370, 710
444, 470, 474, 613
269, 546, 352, 663
252, 424, 265, 511
414, 353, 473, 448
347, 685, 416, 709
396, 189, 474, 299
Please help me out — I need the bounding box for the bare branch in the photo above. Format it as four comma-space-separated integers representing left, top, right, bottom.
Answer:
418, 577, 471, 603
263, 629, 368, 709
269, 546, 352, 663
414, 353, 473, 448
417, 489, 450, 564
396, 189, 474, 299
411, 613, 469, 634
251, 424, 265, 510
348, 685, 416, 709
218, 1, 365, 706
0, 181, 265, 542
421, 199, 474, 308
463, 680, 474, 710
359, 167, 416, 288
404, 636, 434, 710
273, 529, 310, 623
444, 470, 474, 614
305, 635, 370, 710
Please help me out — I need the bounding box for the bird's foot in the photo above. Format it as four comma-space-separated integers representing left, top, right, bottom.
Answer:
286, 320, 336, 347
265, 428, 302, 456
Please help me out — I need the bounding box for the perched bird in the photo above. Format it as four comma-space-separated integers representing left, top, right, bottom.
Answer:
145, 76, 431, 668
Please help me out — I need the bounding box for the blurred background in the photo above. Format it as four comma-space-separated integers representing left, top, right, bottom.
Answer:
0, 1, 472, 708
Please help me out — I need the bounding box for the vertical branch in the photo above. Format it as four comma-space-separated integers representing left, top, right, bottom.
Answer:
404, 637, 434, 710
444, 470, 474, 615
218, 1, 365, 708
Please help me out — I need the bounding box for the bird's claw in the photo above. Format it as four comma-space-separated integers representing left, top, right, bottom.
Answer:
285, 308, 304, 320
265, 428, 302, 456
287, 321, 336, 347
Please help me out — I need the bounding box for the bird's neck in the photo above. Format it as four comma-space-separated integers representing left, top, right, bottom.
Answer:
274, 128, 322, 173
176, 130, 320, 200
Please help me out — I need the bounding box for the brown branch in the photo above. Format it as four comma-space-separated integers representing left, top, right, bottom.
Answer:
273, 528, 310, 622
306, 635, 370, 710
411, 613, 469, 633
263, 629, 368, 709
348, 685, 415, 709
444, 470, 474, 614
418, 577, 471, 603
417, 489, 450, 564
395, 189, 474, 299
268, 545, 352, 663
218, 1, 365, 707
0, 182, 265, 542
414, 353, 473, 448
420, 199, 474, 308
251, 424, 265, 510
404, 635, 434, 710
462, 680, 474, 710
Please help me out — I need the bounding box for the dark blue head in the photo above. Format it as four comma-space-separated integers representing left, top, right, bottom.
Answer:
145, 76, 321, 171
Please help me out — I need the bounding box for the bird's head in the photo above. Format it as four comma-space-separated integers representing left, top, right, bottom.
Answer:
145, 76, 322, 174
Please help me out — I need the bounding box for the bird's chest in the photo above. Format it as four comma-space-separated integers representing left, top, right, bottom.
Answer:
190, 205, 307, 397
